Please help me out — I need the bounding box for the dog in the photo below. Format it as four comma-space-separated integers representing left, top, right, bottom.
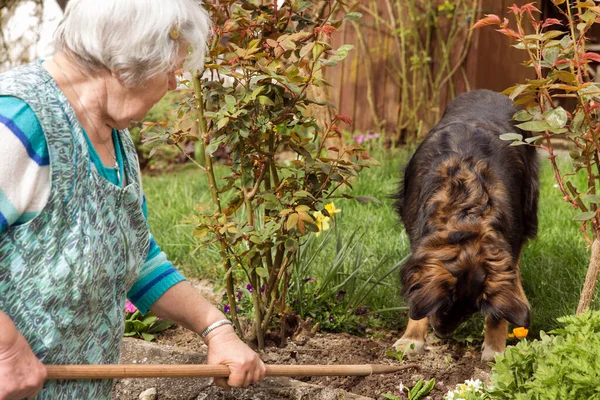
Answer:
393, 89, 539, 361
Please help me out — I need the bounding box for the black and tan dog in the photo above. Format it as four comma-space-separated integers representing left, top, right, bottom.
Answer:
393, 89, 539, 361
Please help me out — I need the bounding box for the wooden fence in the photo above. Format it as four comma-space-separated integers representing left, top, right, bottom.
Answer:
324, 0, 542, 138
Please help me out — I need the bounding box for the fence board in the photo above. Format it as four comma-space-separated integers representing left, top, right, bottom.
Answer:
324, 0, 542, 138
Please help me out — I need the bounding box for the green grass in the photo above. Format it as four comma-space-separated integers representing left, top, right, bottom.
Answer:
143, 148, 597, 335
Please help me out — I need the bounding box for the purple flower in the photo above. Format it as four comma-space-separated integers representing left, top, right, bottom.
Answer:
337, 290, 346, 299
356, 307, 369, 315
237, 291, 243, 301
329, 316, 334, 322
246, 284, 253, 293
303, 277, 317, 283
260, 284, 265, 294
352, 132, 380, 145
125, 300, 137, 314
224, 304, 231, 313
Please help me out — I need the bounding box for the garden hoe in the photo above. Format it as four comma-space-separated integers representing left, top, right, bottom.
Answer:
46, 363, 419, 380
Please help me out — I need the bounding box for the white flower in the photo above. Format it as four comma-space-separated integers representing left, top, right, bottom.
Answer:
445, 391, 456, 400
398, 383, 405, 393
465, 379, 483, 391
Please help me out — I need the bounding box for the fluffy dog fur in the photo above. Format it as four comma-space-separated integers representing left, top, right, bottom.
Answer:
393, 89, 539, 361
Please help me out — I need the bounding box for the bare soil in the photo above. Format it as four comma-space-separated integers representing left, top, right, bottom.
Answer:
114, 279, 491, 399
151, 324, 491, 399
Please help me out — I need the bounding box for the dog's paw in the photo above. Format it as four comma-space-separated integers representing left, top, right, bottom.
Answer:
392, 338, 426, 354
480, 342, 502, 362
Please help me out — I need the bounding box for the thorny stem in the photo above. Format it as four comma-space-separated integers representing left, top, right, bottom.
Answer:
192, 72, 242, 334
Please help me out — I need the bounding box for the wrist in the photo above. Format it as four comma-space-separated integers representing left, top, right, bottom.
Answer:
203, 322, 236, 345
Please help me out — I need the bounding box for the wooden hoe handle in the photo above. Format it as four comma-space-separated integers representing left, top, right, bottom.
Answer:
46, 363, 419, 380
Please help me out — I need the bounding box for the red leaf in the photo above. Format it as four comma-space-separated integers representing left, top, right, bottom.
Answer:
472, 14, 502, 29
497, 28, 521, 40
584, 52, 600, 63
522, 3, 541, 14
507, 4, 522, 14
334, 114, 353, 126
315, 25, 337, 38
542, 18, 563, 28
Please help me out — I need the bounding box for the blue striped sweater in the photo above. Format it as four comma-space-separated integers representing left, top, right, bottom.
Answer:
0, 95, 185, 313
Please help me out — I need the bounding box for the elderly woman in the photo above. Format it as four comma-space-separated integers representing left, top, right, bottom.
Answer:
0, 0, 265, 398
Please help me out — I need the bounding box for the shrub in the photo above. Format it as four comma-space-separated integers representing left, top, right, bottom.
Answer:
474, 0, 600, 313
488, 310, 600, 399
145, 0, 377, 349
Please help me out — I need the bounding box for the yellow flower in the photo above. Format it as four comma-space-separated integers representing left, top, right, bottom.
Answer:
313, 211, 331, 236
513, 327, 529, 339
507, 333, 515, 339
324, 202, 341, 219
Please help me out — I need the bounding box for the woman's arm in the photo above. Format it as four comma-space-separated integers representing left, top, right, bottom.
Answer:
0, 311, 47, 400
149, 281, 266, 388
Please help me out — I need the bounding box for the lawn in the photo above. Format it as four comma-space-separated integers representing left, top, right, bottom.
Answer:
143, 148, 596, 336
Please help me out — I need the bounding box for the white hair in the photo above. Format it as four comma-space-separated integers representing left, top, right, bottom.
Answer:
54, 0, 211, 87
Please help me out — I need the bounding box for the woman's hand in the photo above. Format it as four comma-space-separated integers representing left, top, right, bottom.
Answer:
205, 325, 266, 389
0, 312, 47, 400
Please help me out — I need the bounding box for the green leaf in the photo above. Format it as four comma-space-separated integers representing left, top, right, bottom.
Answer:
133, 320, 148, 333
256, 267, 269, 278
514, 110, 533, 122
344, 12, 363, 20
217, 117, 230, 130
147, 319, 175, 334
500, 133, 523, 141
582, 194, 600, 204
544, 107, 568, 130
286, 213, 299, 231
225, 95, 236, 108
285, 238, 298, 252
142, 315, 158, 325
510, 84, 530, 100
258, 96, 275, 106
573, 211, 596, 221
141, 332, 156, 341
525, 135, 543, 143
299, 42, 315, 59
516, 120, 551, 132
353, 196, 382, 205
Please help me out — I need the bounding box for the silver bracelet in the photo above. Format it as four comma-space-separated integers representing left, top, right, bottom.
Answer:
200, 319, 233, 339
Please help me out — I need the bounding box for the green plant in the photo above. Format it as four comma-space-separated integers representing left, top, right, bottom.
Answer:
488, 310, 600, 399
146, 0, 378, 349
123, 300, 175, 341
474, 1, 600, 314
383, 378, 435, 400
288, 217, 405, 334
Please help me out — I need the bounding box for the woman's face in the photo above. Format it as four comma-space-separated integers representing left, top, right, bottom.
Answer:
107, 44, 187, 129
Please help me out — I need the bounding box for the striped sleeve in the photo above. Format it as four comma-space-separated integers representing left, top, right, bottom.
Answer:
0, 96, 50, 232
0, 96, 185, 314
126, 194, 186, 314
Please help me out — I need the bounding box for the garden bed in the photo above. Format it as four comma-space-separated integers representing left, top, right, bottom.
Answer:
141, 324, 491, 399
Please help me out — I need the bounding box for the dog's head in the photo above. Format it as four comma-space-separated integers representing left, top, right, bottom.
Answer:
401, 229, 530, 337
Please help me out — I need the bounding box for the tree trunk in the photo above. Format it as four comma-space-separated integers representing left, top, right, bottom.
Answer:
576, 238, 600, 314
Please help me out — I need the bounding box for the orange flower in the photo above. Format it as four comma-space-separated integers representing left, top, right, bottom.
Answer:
513, 327, 529, 339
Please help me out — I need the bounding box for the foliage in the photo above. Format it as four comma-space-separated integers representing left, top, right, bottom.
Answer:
474, 1, 600, 312
288, 220, 405, 334
444, 379, 491, 400
123, 300, 175, 341
383, 378, 435, 400
348, 0, 479, 142
130, 91, 183, 172
488, 310, 600, 399
145, 0, 377, 349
